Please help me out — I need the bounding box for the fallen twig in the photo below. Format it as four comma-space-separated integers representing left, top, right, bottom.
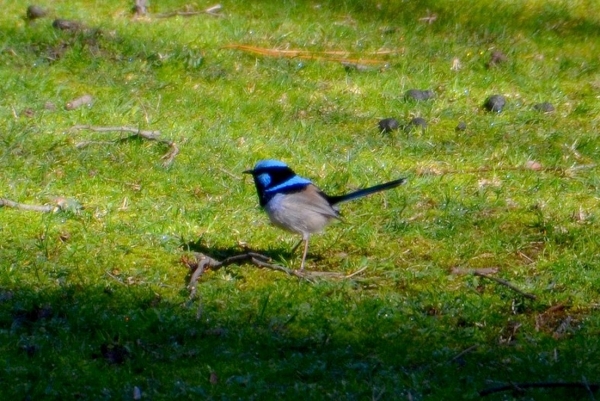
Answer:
474, 271, 536, 300
75, 140, 115, 149
451, 267, 499, 275
71, 125, 179, 167
448, 345, 478, 364
72, 125, 160, 138
184, 251, 367, 298
0, 197, 82, 213
0, 198, 53, 212
451, 267, 536, 299
567, 163, 597, 173
185, 252, 306, 298
479, 381, 600, 397
155, 4, 223, 18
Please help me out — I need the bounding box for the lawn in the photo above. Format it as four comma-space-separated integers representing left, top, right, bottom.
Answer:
1, 0, 599, 399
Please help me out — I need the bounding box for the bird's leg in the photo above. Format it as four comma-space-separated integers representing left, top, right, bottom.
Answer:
299, 236, 310, 271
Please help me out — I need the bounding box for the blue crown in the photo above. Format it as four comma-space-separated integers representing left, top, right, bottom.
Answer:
253, 159, 289, 170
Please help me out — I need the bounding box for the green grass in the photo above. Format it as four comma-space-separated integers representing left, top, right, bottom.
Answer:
1, 0, 600, 399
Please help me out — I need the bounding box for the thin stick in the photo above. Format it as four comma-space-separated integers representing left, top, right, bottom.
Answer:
155, 4, 223, 18
474, 272, 536, 300
568, 164, 597, 173
0, 197, 81, 213
449, 345, 478, 364
71, 125, 161, 138
479, 382, 600, 397
75, 140, 115, 149
0, 198, 54, 212
451, 267, 499, 275
223, 44, 402, 56
184, 251, 365, 298
71, 125, 178, 167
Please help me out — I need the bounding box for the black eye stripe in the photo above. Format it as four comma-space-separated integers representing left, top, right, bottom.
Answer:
255, 167, 296, 188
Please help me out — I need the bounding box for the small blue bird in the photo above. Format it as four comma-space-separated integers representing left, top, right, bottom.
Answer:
244, 160, 405, 270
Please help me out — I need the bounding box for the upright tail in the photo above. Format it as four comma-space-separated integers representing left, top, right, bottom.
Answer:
327, 178, 406, 205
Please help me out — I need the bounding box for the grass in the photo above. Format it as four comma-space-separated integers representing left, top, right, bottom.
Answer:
1, 0, 600, 399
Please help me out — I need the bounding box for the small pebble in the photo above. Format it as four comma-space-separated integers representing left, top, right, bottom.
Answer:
483, 95, 506, 112
21, 108, 35, 118
378, 118, 400, 133
52, 19, 82, 31
405, 117, 427, 132
455, 121, 467, 131
65, 94, 93, 110
405, 89, 434, 101
533, 102, 555, 113
26, 5, 47, 20
22, 344, 38, 357
525, 160, 543, 171
487, 50, 507, 68
342, 62, 371, 72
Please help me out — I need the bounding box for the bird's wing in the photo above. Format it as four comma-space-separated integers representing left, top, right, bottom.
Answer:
281, 185, 340, 220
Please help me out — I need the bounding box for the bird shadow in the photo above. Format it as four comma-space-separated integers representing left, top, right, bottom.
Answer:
180, 237, 325, 271
182, 238, 284, 260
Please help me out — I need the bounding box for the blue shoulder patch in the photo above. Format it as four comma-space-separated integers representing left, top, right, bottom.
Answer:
266, 174, 312, 193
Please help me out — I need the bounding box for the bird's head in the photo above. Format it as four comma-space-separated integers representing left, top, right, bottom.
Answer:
244, 160, 311, 206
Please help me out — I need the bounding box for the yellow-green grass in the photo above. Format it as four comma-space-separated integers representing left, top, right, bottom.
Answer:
1, 0, 599, 399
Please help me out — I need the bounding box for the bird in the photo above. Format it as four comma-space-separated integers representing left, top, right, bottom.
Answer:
244, 160, 405, 270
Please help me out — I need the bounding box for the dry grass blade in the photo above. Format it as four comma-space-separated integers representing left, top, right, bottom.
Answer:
223, 44, 401, 66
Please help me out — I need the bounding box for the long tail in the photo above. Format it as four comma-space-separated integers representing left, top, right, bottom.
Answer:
327, 177, 406, 205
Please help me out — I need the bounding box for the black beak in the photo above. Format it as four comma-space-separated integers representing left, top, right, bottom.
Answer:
243, 169, 254, 175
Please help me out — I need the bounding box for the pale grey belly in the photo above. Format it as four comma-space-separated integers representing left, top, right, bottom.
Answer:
265, 193, 338, 237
